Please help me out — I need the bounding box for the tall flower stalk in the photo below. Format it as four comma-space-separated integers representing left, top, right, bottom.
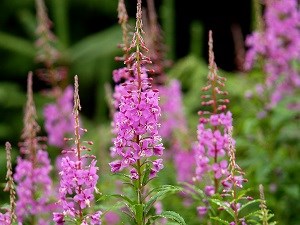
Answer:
218, 127, 249, 225
0, 142, 17, 225
143, 0, 193, 183
109, 1, 185, 224
195, 30, 232, 196
35, 0, 67, 87
54, 75, 101, 225
35, 0, 74, 149
14, 72, 54, 224
257, 184, 276, 225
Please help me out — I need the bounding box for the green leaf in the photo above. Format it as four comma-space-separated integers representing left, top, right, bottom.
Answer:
210, 198, 235, 218
239, 199, 260, 212
69, 25, 122, 62
178, 182, 205, 198
97, 194, 134, 205
147, 184, 183, 197
52, 0, 69, 47
144, 185, 182, 215
111, 172, 132, 181
0, 32, 35, 57
148, 211, 186, 225
210, 217, 229, 225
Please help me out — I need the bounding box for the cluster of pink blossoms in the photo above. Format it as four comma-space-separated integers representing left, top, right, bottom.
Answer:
109, 66, 164, 179
245, 0, 300, 107
158, 79, 194, 179
54, 76, 101, 225
158, 79, 187, 139
14, 150, 53, 224
195, 112, 233, 192
174, 144, 195, 184
193, 31, 236, 218
0, 212, 11, 224
43, 86, 75, 147
55, 157, 101, 224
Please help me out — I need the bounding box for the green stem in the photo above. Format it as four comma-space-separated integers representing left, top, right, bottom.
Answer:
52, 0, 69, 47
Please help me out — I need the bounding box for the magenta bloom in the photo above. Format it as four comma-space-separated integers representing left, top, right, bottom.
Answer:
195, 111, 232, 183
158, 79, 187, 138
0, 212, 11, 225
14, 150, 53, 223
110, 67, 164, 177
104, 211, 120, 225
58, 156, 99, 216
174, 145, 195, 183
43, 86, 75, 147
245, 0, 300, 107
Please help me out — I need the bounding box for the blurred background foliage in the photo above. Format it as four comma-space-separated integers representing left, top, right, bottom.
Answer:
0, 0, 299, 224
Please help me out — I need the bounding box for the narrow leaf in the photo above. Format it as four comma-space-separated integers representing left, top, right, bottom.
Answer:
239, 199, 260, 212
0, 32, 35, 57
148, 211, 186, 225
69, 25, 122, 62
144, 185, 182, 215
210, 198, 235, 218
97, 194, 134, 205
210, 216, 229, 225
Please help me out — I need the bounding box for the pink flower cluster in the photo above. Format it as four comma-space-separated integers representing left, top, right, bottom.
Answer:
174, 144, 195, 183
14, 149, 53, 223
109, 67, 164, 179
245, 0, 300, 107
43, 86, 75, 147
158, 79, 187, 139
195, 111, 233, 194
0, 212, 10, 225
54, 75, 101, 225
56, 157, 101, 224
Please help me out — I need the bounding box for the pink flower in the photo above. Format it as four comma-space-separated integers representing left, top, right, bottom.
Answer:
14, 150, 53, 223
53, 213, 64, 225
245, 0, 300, 107
43, 86, 75, 147
110, 67, 164, 177
197, 206, 208, 217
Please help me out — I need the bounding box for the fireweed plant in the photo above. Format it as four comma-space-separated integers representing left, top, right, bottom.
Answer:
143, 0, 194, 183
108, 0, 185, 224
245, 0, 300, 109
241, 0, 300, 223
14, 72, 55, 224
191, 31, 233, 216
180, 31, 273, 224
53, 75, 102, 224
34, 0, 74, 150
0, 142, 17, 224
35, 0, 68, 89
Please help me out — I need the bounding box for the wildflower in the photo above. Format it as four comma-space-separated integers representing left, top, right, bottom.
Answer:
109, 74, 164, 175
0, 212, 11, 225
245, 0, 300, 108
14, 72, 54, 224
54, 75, 101, 224
35, 0, 67, 86
0, 142, 17, 225
104, 211, 120, 225
220, 127, 249, 224
43, 86, 75, 147
174, 145, 195, 183
195, 31, 231, 192
158, 80, 187, 139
